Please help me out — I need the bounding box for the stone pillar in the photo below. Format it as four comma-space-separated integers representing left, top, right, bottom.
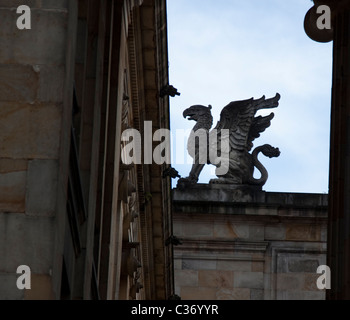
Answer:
305, 0, 350, 299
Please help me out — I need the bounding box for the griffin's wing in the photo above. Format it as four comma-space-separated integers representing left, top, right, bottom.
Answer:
247, 113, 275, 151
214, 98, 256, 152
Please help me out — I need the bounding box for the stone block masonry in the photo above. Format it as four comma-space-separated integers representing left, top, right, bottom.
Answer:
0, 1, 75, 299
173, 184, 328, 300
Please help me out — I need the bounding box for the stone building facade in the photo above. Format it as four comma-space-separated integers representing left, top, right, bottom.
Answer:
173, 185, 328, 300
0, 0, 175, 300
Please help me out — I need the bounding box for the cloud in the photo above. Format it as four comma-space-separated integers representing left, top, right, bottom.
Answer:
168, 0, 332, 193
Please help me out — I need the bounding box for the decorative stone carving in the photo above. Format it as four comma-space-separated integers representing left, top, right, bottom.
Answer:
160, 84, 180, 98
129, 281, 143, 300
165, 236, 183, 247
119, 171, 136, 203
122, 91, 130, 126
177, 94, 281, 190
129, 194, 139, 222
163, 166, 181, 179
121, 253, 142, 277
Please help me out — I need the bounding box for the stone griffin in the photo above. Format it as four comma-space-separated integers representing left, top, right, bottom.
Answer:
177, 93, 281, 189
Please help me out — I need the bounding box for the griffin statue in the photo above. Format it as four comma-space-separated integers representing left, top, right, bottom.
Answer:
177, 93, 281, 190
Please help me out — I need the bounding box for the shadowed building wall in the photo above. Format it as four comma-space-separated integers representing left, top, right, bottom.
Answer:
173, 186, 327, 300
0, 0, 174, 300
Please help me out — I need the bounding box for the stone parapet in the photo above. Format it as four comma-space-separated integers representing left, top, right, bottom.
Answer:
173, 185, 328, 300
173, 184, 328, 218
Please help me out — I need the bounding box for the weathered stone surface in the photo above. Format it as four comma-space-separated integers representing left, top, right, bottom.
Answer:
24, 274, 54, 300
0, 159, 27, 173
0, 159, 27, 213
303, 273, 320, 291
216, 288, 250, 300
0, 102, 61, 159
277, 290, 325, 300
246, 206, 278, 216
234, 272, 264, 289
173, 187, 327, 210
216, 260, 252, 272
173, 188, 327, 219
198, 270, 233, 288
0, 64, 39, 103
0, 273, 24, 300
249, 225, 264, 240
26, 160, 58, 216
141, 30, 155, 49
174, 185, 265, 203
174, 258, 182, 270
288, 259, 319, 273
303, 291, 326, 300
214, 222, 248, 239
250, 289, 264, 300
0, 1, 68, 9
265, 225, 286, 240
183, 222, 213, 238
173, 220, 184, 237
321, 226, 327, 242
182, 259, 217, 271
277, 252, 326, 275
252, 262, 264, 272
286, 225, 321, 241
38, 65, 65, 103
143, 49, 156, 69
266, 192, 328, 207
0, 213, 54, 273
0, 9, 67, 65
175, 270, 198, 287
276, 273, 304, 291
140, 6, 156, 31
181, 287, 217, 300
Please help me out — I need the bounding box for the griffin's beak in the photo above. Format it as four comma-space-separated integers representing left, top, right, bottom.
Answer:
183, 110, 193, 120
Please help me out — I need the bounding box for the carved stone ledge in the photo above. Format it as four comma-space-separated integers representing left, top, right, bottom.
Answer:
174, 183, 265, 203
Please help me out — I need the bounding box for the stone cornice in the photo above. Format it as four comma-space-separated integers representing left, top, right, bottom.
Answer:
173, 187, 328, 209
172, 189, 328, 222
176, 239, 269, 255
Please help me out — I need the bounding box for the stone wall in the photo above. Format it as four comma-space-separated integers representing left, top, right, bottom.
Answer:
0, 0, 76, 300
173, 185, 328, 300
0, 0, 174, 300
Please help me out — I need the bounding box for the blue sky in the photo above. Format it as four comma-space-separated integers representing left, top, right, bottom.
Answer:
166, 0, 333, 194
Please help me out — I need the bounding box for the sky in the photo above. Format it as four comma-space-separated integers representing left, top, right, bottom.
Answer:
166, 0, 333, 194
